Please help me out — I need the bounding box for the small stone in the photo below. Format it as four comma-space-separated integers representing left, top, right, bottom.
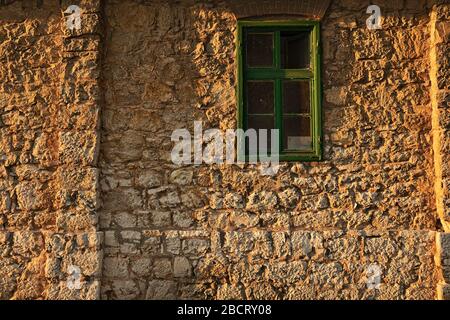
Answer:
246, 191, 278, 211
146, 280, 177, 300
278, 188, 300, 208
166, 237, 181, 255
121, 231, 141, 242
137, 170, 162, 188
12, 231, 44, 257
151, 211, 172, 227
291, 231, 313, 257
173, 257, 192, 277
104, 231, 118, 247
131, 257, 152, 277
182, 239, 209, 257
159, 191, 181, 207
317, 194, 330, 210
209, 192, 223, 209
112, 280, 140, 300
169, 169, 193, 185
173, 211, 193, 228
45, 257, 61, 279
15, 182, 47, 211
115, 212, 136, 228
153, 258, 172, 278
142, 237, 162, 255
223, 193, 244, 209
229, 211, 259, 228
103, 257, 129, 278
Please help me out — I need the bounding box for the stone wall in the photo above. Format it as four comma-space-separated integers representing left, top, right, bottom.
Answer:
0, 0, 449, 300
430, 2, 450, 299
99, 0, 444, 300
0, 0, 102, 299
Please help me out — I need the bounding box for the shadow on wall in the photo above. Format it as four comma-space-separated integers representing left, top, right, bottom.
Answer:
99, 0, 439, 300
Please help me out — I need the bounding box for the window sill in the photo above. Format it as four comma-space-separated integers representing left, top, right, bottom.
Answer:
243, 152, 322, 162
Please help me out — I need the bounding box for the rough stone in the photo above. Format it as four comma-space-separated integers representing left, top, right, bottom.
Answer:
173, 256, 192, 278
1, 0, 448, 301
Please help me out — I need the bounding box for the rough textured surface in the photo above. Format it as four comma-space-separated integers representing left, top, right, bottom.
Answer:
437, 232, 450, 299
0, 0, 103, 299
431, 2, 450, 231
0, 0, 449, 300
227, 0, 332, 19
99, 0, 446, 300
430, 2, 450, 298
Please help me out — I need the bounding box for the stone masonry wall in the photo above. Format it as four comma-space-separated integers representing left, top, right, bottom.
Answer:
430, 2, 450, 299
0, 0, 102, 299
99, 0, 444, 300
0, 0, 448, 300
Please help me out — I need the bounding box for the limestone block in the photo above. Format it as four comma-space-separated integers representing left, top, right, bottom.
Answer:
145, 280, 177, 300
169, 169, 193, 186
173, 256, 192, 278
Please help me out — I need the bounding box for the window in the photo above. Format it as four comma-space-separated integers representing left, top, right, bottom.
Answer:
237, 21, 322, 161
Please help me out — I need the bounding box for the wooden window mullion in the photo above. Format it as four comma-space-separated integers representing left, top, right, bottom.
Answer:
275, 78, 282, 152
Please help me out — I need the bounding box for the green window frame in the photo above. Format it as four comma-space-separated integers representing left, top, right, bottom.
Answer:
237, 20, 322, 162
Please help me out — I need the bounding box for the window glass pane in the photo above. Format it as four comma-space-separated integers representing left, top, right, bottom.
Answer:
247, 115, 275, 153
247, 81, 274, 114
283, 80, 310, 114
281, 31, 310, 69
246, 33, 274, 67
283, 116, 312, 151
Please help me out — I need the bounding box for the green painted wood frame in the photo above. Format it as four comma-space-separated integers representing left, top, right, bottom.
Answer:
236, 20, 323, 162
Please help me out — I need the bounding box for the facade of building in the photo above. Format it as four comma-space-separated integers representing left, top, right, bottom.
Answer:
0, 0, 449, 300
